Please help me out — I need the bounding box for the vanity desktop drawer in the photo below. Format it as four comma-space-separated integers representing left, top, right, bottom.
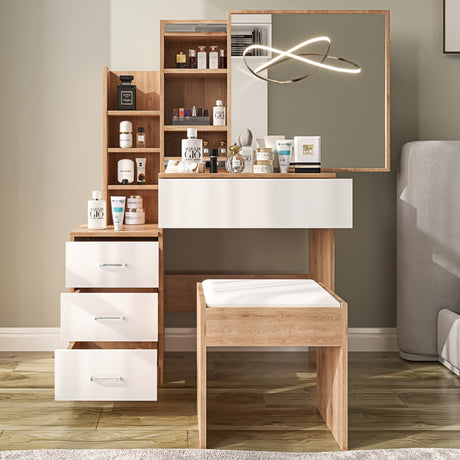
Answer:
60, 293, 158, 342
55, 349, 157, 401
66, 241, 159, 288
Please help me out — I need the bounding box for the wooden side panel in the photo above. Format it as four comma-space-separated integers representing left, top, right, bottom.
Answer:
197, 283, 207, 448
309, 228, 335, 291
158, 230, 164, 384
316, 301, 348, 450
165, 274, 312, 312
205, 307, 344, 347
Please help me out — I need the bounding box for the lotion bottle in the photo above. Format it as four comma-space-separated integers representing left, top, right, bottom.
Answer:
88, 191, 106, 229
213, 100, 225, 126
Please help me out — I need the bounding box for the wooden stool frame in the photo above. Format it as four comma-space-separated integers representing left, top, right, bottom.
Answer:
197, 281, 348, 451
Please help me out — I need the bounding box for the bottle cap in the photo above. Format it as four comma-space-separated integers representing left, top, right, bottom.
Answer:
219, 49, 226, 57
120, 120, 133, 132
187, 127, 198, 138
216, 100, 223, 106
209, 149, 219, 157
230, 144, 242, 154
119, 75, 134, 84
92, 191, 102, 200
138, 127, 144, 132
189, 49, 197, 57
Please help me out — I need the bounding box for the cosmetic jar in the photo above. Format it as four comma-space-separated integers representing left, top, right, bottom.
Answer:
119, 121, 133, 148
254, 148, 274, 173
125, 208, 145, 225
127, 195, 143, 209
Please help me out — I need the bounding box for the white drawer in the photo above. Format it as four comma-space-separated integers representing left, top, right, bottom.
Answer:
60, 293, 158, 342
66, 241, 158, 288
55, 349, 157, 401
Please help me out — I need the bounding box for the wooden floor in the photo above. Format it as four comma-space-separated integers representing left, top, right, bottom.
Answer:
0, 351, 459, 451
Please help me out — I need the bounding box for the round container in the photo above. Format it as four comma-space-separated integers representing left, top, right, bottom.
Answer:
119, 120, 133, 148
127, 195, 143, 209
125, 208, 145, 225
255, 148, 274, 162
253, 164, 273, 174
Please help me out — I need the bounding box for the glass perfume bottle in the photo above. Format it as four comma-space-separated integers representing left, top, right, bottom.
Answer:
176, 51, 186, 68
226, 144, 245, 173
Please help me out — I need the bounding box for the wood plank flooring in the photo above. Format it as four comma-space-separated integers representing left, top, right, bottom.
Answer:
0, 351, 459, 451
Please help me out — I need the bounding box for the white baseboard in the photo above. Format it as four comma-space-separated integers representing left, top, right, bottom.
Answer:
0, 327, 398, 352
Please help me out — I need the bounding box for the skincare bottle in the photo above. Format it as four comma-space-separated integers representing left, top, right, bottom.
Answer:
118, 159, 135, 184
181, 127, 203, 163
119, 121, 133, 148
176, 51, 186, 68
213, 100, 225, 126
88, 191, 106, 229
210, 149, 218, 173
219, 49, 227, 69
117, 75, 136, 110
197, 46, 207, 69
209, 46, 219, 69
188, 49, 197, 68
136, 127, 146, 147
136, 158, 146, 184
226, 144, 245, 173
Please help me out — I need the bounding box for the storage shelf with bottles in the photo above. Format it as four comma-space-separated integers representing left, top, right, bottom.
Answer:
160, 20, 230, 172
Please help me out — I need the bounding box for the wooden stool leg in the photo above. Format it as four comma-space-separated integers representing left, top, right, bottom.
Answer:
197, 286, 207, 449
316, 346, 348, 450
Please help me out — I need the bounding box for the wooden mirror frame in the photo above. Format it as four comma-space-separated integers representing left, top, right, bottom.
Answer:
227, 10, 390, 172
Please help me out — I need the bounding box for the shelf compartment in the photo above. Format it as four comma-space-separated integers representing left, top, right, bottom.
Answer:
107, 189, 158, 226
108, 110, 160, 117
108, 148, 160, 153
108, 152, 160, 186
106, 70, 160, 111
164, 69, 227, 78
108, 116, 160, 149
163, 131, 228, 158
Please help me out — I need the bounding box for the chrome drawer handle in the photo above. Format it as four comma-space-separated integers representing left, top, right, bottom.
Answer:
90, 376, 122, 382
97, 263, 127, 268
94, 316, 124, 321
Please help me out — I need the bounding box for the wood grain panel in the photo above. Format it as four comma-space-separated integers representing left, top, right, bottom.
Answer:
308, 229, 335, 291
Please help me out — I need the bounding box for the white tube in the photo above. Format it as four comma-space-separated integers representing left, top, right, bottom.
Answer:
276, 139, 293, 174
111, 196, 126, 231
136, 158, 146, 185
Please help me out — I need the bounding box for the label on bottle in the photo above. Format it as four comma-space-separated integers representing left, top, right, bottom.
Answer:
120, 91, 133, 105
88, 203, 106, 229
120, 133, 133, 148
138, 134, 145, 142
209, 52, 218, 69
232, 158, 241, 168
213, 107, 225, 126
197, 52, 207, 69
182, 139, 203, 161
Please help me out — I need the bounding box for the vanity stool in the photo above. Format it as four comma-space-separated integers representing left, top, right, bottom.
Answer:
197, 278, 348, 451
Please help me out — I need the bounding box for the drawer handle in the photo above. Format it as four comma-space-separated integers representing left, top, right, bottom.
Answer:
97, 263, 127, 268
94, 316, 124, 321
90, 376, 123, 382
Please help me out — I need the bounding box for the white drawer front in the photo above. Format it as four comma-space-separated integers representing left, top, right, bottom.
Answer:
55, 349, 157, 401
60, 293, 158, 342
66, 241, 158, 288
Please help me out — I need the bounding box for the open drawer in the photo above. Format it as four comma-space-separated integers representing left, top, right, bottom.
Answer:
55, 346, 157, 401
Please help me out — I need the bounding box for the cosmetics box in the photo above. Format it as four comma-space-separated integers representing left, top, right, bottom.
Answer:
293, 136, 321, 166
172, 116, 210, 126
294, 162, 321, 173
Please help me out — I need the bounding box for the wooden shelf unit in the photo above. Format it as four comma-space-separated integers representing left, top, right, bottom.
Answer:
102, 67, 164, 384
160, 20, 230, 172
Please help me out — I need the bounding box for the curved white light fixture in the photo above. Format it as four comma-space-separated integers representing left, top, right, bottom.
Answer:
242, 36, 361, 84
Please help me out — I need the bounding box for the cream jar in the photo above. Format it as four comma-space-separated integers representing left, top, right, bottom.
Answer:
255, 148, 274, 162
254, 148, 274, 173
127, 195, 143, 209
125, 208, 145, 225
254, 164, 273, 174
119, 120, 133, 148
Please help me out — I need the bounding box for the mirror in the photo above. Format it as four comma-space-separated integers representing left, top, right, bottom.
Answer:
229, 10, 389, 171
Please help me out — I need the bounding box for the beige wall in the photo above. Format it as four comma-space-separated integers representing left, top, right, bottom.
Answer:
1, 0, 459, 328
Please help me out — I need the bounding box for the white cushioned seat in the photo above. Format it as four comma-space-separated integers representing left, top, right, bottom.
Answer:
202, 279, 340, 308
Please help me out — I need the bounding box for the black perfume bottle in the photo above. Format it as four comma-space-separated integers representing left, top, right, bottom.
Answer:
117, 75, 136, 110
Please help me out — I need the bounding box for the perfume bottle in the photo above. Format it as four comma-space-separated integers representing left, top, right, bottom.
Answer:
209, 149, 218, 173
197, 46, 207, 69
219, 49, 227, 69
203, 140, 209, 157
88, 191, 106, 229
181, 128, 203, 163
209, 45, 219, 69
188, 49, 197, 68
213, 100, 225, 126
226, 144, 245, 173
136, 127, 146, 147
220, 140, 227, 156
117, 75, 136, 110
176, 51, 186, 68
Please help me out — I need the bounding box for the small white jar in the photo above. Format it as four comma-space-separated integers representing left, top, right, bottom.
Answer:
125, 208, 145, 225
119, 120, 133, 148
127, 195, 143, 209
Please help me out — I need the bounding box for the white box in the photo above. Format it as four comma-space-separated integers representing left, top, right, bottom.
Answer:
293, 136, 321, 164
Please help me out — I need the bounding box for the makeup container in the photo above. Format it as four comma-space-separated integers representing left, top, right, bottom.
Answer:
254, 148, 274, 173
111, 196, 126, 231
119, 121, 133, 148
127, 195, 143, 209
136, 127, 146, 147
293, 136, 321, 173
125, 208, 145, 225
117, 75, 136, 110
117, 159, 135, 184
135, 158, 146, 184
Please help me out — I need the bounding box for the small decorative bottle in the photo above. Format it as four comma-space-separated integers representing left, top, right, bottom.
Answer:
119, 121, 133, 148
220, 140, 227, 156
209, 149, 218, 173
219, 49, 227, 69
197, 46, 207, 69
226, 144, 245, 173
88, 191, 106, 229
117, 75, 136, 110
176, 51, 186, 68
136, 127, 146, 147
188, 49, 197, 68
213, 100, 225, 126
209, 46, 219, 69
181, 127, 203, 163
203, 140, 209, 157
